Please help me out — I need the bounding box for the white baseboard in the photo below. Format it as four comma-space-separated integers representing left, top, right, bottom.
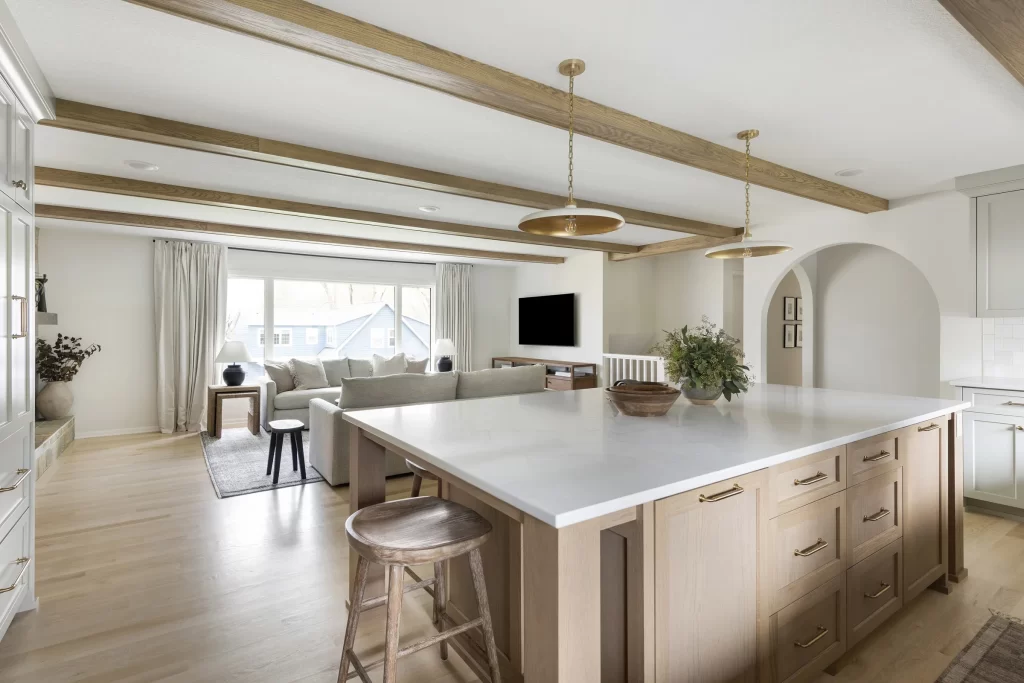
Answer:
77, 426, 161, 439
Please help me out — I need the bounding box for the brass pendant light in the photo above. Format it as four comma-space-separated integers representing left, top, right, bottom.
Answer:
519, 59, 624, 236
705, 129, 792, 259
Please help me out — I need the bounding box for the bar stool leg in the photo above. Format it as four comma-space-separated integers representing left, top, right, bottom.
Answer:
266, 432, 278, 476
469, 549, 502, 683
296, 431, 307, 480
433, 560, 448, 660
338, 556, 370, 683
272, 432, 284, 484
291, 432, 299, 471
410, 473, 423, 498
383, 564, 406, 683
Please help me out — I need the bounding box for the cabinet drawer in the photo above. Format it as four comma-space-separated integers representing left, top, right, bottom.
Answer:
847, 538, 902, 648
0, 426, 31, 536
848, 468, 902, 566
545, 376, 571, 391
848, 431, 899, 485
0, 509, 30, 638
769, 491, 846, 613
771, 574, 846, 683
963, 388, 1024, 418
768, 446, 846, 518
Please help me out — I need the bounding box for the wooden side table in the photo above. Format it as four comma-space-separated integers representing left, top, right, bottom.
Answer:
207, 384, 261, 438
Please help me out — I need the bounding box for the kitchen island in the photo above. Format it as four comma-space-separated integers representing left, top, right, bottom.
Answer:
344, 384, 969, 683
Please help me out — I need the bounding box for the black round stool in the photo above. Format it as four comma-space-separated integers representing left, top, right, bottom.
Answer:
267, 419, 306, 484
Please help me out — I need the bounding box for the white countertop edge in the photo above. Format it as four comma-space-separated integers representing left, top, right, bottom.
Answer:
345, 402, 970, 528
949, 376, 1024, 391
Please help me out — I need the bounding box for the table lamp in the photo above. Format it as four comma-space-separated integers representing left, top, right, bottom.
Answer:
216, 340, 253, 386
433, 338, 456, 372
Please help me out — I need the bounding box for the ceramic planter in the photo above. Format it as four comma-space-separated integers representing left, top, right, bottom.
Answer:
37, 380, 73, 420
680, 385, 723, 405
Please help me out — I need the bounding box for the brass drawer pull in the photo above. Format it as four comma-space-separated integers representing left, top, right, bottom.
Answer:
794, 626, 829, 649
863, 508, 891, 523
864, 582, 891, 599
0, 557, 30, 594
918, 424, 939, 432
11, 295, 26, 339
699, 484, 744, 503
1004, 401, 1024, 407
793, 538, 828, 557
794, 472, 828, 486
863, 450, 891, 463
0, 468, 30, 493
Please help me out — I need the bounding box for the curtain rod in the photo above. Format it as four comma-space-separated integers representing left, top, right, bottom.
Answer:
153, 240, 439, 267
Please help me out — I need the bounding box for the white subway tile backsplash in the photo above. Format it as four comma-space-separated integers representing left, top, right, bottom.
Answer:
984, 335, 995, 361
996, 324, 1013, 337
984, 318, 995, 334
984, 318, 1024, 377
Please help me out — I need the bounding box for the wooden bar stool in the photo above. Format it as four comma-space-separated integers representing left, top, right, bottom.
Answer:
405, 459, 439, 498
338, 497, 501, 683
266, 419, 306, 485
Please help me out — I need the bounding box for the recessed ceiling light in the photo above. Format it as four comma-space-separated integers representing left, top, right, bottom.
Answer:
418, 205, 440, 213
124, 160, 159, 172
835, 168, 863, 177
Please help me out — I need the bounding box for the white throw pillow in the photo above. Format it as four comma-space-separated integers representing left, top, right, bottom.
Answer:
348, 358, 374, 378
372, 353, 407, 377
289, 358, 329, 390
263, 360, 295, 392
406, 357, 429, 374
321, 357, 351, 386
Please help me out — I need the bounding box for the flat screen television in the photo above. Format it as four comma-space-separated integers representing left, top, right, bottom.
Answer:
518, 293, 576, 347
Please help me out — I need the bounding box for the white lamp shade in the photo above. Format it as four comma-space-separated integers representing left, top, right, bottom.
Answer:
215, 340, 252, 364
433, 338, 457, 356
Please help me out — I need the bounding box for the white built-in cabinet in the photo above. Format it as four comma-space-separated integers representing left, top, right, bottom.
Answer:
957, 385, 1024, 511
975, 189, 1024, 317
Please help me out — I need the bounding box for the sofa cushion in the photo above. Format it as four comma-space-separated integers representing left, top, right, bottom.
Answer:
340, 373, 458, 410
349, 358, 373, 378
290, 358, 329, 390
322, 357, 351, 386
274, 387, 341, 410
372, 353, 407, 377
406, 357, 429, 374
456, 364, 547, 400
263, 360, 295, 392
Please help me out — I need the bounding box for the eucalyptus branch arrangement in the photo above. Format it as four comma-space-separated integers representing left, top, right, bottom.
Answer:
652, 316, 752, 401
36, 334, 101, 382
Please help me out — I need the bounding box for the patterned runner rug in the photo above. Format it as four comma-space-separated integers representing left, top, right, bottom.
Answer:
936, 614, 1024, 683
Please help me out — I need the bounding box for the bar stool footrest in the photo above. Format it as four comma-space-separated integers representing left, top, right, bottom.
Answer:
356, 575, 436, 613
344, 617, 485, 681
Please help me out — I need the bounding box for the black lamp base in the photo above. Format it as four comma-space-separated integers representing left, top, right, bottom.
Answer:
223, 364, 246, 386
437, 356, 453, 372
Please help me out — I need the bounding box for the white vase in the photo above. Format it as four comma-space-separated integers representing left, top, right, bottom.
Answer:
37, 381, 73, 420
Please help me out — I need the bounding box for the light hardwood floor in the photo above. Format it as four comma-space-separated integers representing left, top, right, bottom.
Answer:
0, 432, 1021, 682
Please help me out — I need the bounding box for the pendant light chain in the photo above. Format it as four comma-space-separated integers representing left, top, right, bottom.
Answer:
564, 71, 577, 234
744, 135, 752, 239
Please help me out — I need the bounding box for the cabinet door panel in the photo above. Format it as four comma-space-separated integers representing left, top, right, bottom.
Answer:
965, 413, 1019, 504
9, 210, 28, 420
655, 470, 767, 683
11, 99, 30, 212
978, 190, 1024, 316
901, 421, 948, 602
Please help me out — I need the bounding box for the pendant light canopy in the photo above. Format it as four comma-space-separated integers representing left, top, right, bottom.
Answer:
705, 129, 792, 259
519, 59, 624, 237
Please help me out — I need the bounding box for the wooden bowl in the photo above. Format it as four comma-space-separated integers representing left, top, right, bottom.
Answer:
605, 383, 681, 417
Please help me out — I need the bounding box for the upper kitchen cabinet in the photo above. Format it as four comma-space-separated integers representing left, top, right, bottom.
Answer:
976, 189, 1024, 317
10, 97, 31, 212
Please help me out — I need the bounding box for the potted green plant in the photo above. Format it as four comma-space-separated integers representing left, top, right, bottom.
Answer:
652, 316, 751, 405
36, 333, 101, 420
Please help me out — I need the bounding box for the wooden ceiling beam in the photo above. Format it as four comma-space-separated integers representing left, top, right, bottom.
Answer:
36, 204, 565, 264
35, 167, 638, 254
607, 234, 742, 261
44, 99, 740, 239
938, 0, 1024, 88
125, 0, 889, 214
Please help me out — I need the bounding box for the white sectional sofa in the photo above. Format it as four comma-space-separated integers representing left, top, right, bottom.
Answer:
308, 364, 547, 485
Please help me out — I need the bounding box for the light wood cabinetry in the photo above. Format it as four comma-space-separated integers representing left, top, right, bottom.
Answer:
768, 491, 846, 614
769, 574, 846, 683
847, 468, 902, 566
847, 430, 900, 485
900, 420, 948, 600
654, 470, 768, 683
846, 538, 902, 648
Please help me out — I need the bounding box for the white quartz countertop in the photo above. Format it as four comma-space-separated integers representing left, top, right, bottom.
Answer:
344, 384, 969, 528
949, 376, 1024, 392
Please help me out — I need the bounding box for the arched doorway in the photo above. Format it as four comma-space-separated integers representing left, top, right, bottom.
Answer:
761, 243, 941, 397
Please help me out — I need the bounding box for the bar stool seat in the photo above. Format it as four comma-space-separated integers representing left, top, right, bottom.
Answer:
339, 497, 501, 683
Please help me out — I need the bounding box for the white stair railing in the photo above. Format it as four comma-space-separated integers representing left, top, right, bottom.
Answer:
603, 353, 667, 386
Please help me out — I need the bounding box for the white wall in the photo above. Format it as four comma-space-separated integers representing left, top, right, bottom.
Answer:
37, 228, 158, 437
743, 190, 981, 398
604, 257, 656, 354
653, 249, 725, 336
510, 252, 604, 365
766, 270, 803, 386
471, 264, 514, 370
813, 244, 941, 397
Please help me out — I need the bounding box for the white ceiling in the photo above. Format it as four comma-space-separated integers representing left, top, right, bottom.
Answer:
10, 0, 1024, 260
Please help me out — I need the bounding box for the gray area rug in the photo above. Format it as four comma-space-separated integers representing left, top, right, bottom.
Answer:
937, 614, 1024, 683
201, 428, 324, 498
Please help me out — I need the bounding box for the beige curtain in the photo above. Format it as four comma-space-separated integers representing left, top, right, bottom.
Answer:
154, 241, 227, 433
436, 263, 473, 371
